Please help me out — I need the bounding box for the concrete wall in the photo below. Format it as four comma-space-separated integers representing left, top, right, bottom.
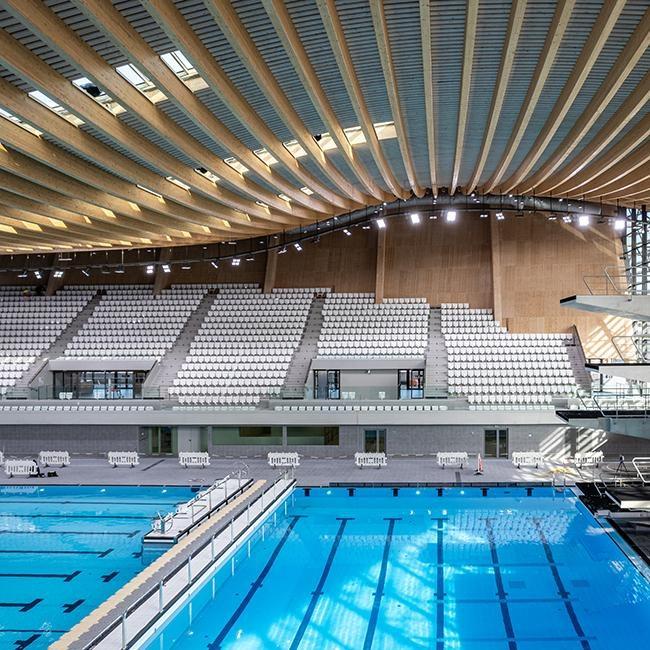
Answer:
0, 425, 139, 454
1, 423, 648, 459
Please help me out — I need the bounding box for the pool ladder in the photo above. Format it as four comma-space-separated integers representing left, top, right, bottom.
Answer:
552, 472, 567, 491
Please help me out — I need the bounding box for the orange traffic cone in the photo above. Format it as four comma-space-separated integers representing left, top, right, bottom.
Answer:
474, 453, 484, 475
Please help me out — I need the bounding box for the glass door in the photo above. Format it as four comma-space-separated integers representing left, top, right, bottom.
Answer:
484, 429, 508, 458
364, 429, 387, 453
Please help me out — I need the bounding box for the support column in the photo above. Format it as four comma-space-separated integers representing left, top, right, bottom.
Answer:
263, 249, 278, 294
490, 215, 503, 324
153, 248, 171, 294
375, 228, 386, 303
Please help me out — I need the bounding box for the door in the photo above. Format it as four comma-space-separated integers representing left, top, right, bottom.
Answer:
177, 426, 200, 452
484, 428, 508, 458
364, 429, 387, 453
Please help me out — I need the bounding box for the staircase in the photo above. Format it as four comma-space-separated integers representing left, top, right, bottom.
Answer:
424, 308, 449, 398
566, 343, 594, 394
281, 297, 324, 399
143, 292, 217, 397
14, 291, 103, 392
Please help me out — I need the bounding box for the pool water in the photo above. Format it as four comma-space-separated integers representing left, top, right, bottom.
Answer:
0, 484, 195, 649
144, 487, 650, 650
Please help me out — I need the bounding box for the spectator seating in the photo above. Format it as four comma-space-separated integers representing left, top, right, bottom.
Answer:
0, 286, 94, 392
317, 293, 429, 357
170, 287, 319, 405
443, 303, 577, 407
65, 285, 206, 359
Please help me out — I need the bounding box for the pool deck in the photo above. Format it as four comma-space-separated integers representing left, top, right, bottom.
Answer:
0, 455, 604, 487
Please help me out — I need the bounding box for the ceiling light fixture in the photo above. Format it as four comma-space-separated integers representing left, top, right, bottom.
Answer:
409, 212, 420, 224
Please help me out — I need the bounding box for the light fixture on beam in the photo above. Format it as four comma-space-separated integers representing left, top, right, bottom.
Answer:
210, 260, 219, 269
409, 212, 420, 224
53, 270, 64, 278
375, 218, 386, 229
614, 218, 626, 232
496, 212, 505, 221
231, 258, 240, 266
294, 242, 303, 252
578, 215, 590, 227
446, 210, 457, 223
162, 263, 171, 273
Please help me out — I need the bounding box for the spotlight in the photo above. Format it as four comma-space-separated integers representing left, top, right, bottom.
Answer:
210, 260, 219, 269
162, 263, 171, 273
562, 215, 572, 223
343, 229, 352, 236
115, 265, 125, 274
375, 218, 386, 229
81, 268, 90, 277
614, 218, 626, 231
17, 270, 28, 278
409, 212, 420, 224
145, 264, 155, 275
181, 263, 191, 270
446, 210, 457, 222
278, 247, 287, 255
294, 242, 302, 252
53, 270, 64, 278
496, 212, 505, 221
231, 258, 240, 266
33, 270, 42, 280
479, 213, 489, 219
578, 215, 590, 227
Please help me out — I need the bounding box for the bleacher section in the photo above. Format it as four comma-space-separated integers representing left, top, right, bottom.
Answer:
0, 287, 94, 393
170, 286, 322, 406
442, 303, 577, 408
65, 285, 206, 359
317, 293, 430, 357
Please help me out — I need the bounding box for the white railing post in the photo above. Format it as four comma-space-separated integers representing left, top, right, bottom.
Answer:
187, 558, 192, 584
121, 612, 127, 649
158, 581, 164, 613
247, 503, 250, 524
211, 534, 215, 562
230, 517, 234, 542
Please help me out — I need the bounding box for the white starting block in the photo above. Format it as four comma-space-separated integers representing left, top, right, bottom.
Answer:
437, 452, 468, 469
267, 452, 300, 468
38, 451, 70, 467
512, 451, 545, 469
355, 452, 387, 469
0, 451, 4, 465
574, 451, 604, 469
108, 451, 140, 468
4, 459, 37, 478
178, 452, 210, 468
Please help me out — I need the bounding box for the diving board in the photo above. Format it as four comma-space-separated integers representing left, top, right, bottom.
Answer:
144, 475, 252, 544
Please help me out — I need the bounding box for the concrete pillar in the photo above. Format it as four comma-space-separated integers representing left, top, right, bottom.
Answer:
375, 228, 386, 303
153, 248, 172, 294
490, 215, 503, 324
263, 250, 278, 294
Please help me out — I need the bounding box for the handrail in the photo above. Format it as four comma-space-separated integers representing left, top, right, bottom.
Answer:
83, 472, 295, 650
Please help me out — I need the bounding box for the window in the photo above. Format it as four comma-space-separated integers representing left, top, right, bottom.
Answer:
53, 370, 146, 399
287, 426, 339, 446
314, 369, 340, 399
212, 426, 282, 446
398, 369, 424, 399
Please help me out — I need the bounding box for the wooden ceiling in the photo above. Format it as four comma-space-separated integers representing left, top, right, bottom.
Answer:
0, 0, 647, 253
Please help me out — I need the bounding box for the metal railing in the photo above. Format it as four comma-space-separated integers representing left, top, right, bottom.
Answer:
583, 266, 630, 295
82, 472, 295, 650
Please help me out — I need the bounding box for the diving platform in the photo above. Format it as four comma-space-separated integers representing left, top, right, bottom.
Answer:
605, 486, 650, 510
144, 476, 252, 544
561, 294, 650, 321
586, 362, 650, 383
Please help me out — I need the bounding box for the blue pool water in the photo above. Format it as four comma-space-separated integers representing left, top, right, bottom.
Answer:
144, 487, 650, 650
0, 484, 195, 649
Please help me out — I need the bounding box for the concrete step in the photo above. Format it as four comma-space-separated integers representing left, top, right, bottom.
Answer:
19, 291, 103, 391
425, 308, 449, 398
281, 297, 324, 398
143, 292, 217, 396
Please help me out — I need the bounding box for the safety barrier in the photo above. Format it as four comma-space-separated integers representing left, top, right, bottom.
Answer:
512, 451, 545, 469
178, 452, 210, 468
108, 451, 140, 468
267, 452, 300, 468
355, 452, 387, 469
38, 451, 70, 467
436, 452, 468, 469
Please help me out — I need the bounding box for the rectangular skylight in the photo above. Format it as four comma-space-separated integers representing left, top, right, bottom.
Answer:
224, 157, 249, 174
116, 64, 151, 89
161, 51, 196, 77
28, 90, 84, 126
284, 139, 307, 158
254, 148, 278, 166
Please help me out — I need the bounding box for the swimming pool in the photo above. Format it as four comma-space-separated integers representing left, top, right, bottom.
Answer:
0, 484, 195, 649
142, 486, 650, 649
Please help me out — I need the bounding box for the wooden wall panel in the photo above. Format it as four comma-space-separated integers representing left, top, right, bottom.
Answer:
383, 216, 493, 307
496, 218, 629, 357
275, 228, 377, 292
